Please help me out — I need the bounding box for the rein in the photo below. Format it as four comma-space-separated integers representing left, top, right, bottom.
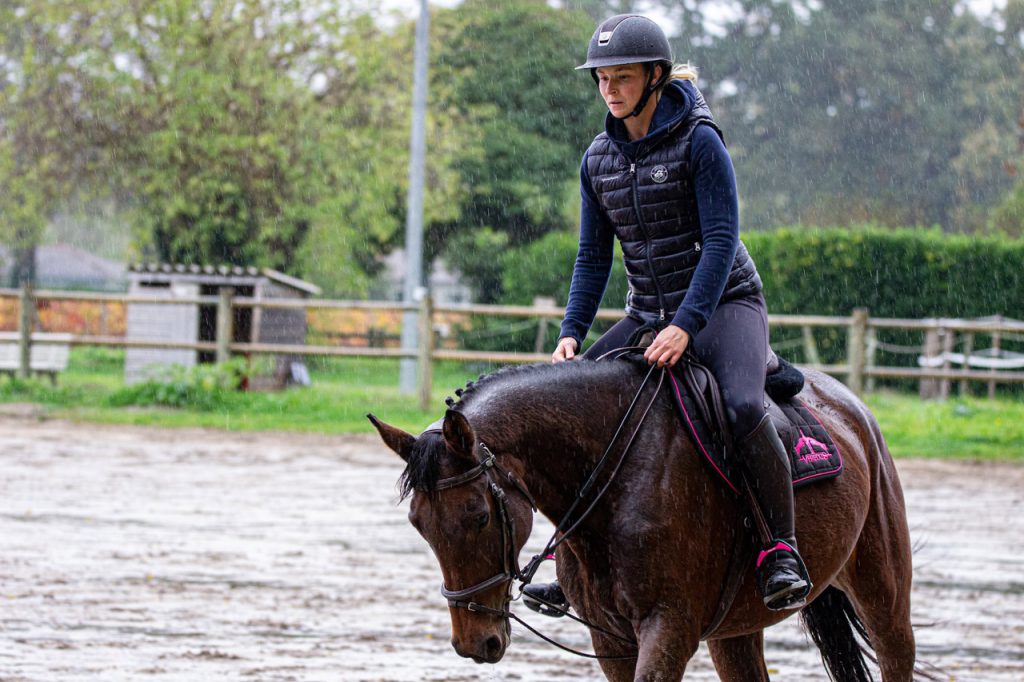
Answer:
427, 350, 666, 660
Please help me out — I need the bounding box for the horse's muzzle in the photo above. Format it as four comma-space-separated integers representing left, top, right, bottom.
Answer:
452, 631, 508, 664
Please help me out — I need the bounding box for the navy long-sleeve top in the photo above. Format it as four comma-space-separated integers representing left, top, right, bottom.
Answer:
559, 91, 740, 349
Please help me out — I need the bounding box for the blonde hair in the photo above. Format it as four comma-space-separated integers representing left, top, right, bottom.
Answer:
668, 62, 699, 83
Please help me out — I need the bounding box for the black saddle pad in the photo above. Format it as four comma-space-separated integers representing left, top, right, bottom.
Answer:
666, 363, 843, 494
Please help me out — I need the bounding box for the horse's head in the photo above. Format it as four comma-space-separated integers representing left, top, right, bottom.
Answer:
369, 409, 534, 664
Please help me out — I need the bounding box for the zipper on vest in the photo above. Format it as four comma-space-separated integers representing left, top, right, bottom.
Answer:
629, 162, 668, 322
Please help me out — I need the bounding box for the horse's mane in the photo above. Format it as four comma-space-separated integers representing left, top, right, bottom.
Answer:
397, 365, 539, 499
450, 356, 646, 410
398, 356, 647, 500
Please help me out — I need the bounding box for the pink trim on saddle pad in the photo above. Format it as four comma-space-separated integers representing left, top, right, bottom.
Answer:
790, 399, 844, 486
756, 541, 796, 568
668, 372, 739, 494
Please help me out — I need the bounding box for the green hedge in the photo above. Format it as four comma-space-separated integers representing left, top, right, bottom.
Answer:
488, 227, 1023, 372
501, 225, 1023, 319
743, 227, 1023, 319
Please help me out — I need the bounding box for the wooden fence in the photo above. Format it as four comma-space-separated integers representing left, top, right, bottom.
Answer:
3, 284, 1023, 410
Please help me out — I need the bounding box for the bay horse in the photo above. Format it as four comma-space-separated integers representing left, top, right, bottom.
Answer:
370, 357, 915, 681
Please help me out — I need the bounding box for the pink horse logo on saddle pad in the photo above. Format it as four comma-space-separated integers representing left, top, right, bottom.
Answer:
795, 432, 832, 464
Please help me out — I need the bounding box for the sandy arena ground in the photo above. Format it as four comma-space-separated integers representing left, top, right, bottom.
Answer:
0, 410, 1022, 681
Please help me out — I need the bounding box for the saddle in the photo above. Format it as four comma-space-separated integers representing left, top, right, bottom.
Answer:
666, 351, 843, 494
615, 323, 842, 490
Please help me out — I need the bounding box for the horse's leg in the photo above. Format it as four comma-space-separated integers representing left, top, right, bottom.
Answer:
593, 635, 638, 682
840, 531, 915, 679
631, 612, 700, 681
836, 435, 916, 680
707, 631, 770, 682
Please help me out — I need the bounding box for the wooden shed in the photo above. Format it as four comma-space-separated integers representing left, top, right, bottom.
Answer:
124, 264, 320, 386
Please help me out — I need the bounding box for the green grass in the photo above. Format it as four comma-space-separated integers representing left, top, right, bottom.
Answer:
1, 349, 1021, 460
0, 349, 504, 435
864, 391, 1024, 460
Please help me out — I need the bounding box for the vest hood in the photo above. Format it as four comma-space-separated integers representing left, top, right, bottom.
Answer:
605, 79, 703, 149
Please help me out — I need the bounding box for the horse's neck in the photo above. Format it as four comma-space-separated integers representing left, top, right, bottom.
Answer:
466, 364, 650, 523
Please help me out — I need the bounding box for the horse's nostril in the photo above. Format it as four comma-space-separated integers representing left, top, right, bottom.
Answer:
484, 635, 502, 660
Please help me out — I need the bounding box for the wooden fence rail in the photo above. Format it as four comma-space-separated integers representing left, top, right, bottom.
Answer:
3, 285, 1023, 410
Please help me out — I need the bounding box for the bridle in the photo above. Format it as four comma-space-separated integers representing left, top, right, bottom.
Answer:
421, 352, 666, 659
427, 442, 536, 618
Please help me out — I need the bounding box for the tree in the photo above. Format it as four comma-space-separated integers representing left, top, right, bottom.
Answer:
0, 1, 92, 283
427, 0, 604, 300
0, 1, 457, 296
672, 0, 1022, 231
986, 0, 1024, 237
300, 11, 465, 295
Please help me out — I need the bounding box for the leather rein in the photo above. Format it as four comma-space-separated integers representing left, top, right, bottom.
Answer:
423, 350, 665, 659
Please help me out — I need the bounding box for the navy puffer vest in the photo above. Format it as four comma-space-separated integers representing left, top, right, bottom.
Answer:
585, 83, 761, 321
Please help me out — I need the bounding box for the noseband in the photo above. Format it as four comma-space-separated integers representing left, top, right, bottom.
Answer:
423, 441, 536, 618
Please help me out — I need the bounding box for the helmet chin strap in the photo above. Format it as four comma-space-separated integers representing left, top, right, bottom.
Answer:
623, 65, 657, 119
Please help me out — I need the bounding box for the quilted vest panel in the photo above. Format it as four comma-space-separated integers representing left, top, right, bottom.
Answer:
585, 109, 761, 320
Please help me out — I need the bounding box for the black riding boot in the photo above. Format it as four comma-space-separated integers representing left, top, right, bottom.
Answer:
522, 580, 569, 617
739, 414, 812, 611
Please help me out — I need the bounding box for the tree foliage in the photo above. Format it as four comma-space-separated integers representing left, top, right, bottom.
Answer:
2, 0, 1021, 301
678, 0, 1023, 231
427, 0, 604, 300
0, 1, 459, 295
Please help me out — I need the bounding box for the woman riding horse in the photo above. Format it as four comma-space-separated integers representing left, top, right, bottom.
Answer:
525, 14, 811, 613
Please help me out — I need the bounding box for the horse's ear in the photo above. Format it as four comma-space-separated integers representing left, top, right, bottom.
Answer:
367, 413, 416, 462
442, 409, 476, 459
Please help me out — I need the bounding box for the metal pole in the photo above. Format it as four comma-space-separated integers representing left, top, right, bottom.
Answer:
400, 0, 430, 395
418, 294, 434, 411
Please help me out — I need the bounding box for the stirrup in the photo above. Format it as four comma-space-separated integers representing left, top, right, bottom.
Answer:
763, 579, 810, 611
522, 582, 569, 618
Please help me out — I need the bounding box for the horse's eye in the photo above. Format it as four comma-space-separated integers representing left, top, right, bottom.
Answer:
475, 512, 490, 529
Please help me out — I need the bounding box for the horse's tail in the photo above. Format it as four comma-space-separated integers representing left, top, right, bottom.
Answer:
800, 585, 874, 682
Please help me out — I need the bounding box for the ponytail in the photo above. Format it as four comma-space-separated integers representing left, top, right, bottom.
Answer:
669, 62, 699, 83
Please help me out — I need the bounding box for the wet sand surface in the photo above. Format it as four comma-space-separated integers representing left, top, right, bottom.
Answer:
0, 413, 1021, 681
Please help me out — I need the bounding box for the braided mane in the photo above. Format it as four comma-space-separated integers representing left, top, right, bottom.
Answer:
398, 357, 644, 500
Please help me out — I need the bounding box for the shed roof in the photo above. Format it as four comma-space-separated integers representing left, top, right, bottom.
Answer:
127, 263, 320, 296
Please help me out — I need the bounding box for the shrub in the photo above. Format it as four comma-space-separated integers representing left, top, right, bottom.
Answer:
108, 359, 247, 410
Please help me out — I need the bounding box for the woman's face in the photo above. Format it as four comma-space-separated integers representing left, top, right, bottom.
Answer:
596, 63, 651, 118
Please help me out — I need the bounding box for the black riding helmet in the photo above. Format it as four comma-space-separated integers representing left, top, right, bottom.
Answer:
577, 14, 673, 119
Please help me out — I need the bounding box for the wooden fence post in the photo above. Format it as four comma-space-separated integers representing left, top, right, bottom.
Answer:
417, 294, 433, 412
960, 332, 974, 397
801, 325, 821, 367
533, 296, 555, 354
988, 326, 1002, 400
847, 308, 868, 395
919, 324, 940, 400
18, 280, 33, 379
938, 327, 955, 401
216, 287, 234, 364
865, 326, 878, 392
99, 302, 109, 337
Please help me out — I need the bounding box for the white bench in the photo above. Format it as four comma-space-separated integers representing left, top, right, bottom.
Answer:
0, 332, 73, 384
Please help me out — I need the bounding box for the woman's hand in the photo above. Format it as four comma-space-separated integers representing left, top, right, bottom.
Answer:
552, 337, 579, 363
644, 325, 690, 368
